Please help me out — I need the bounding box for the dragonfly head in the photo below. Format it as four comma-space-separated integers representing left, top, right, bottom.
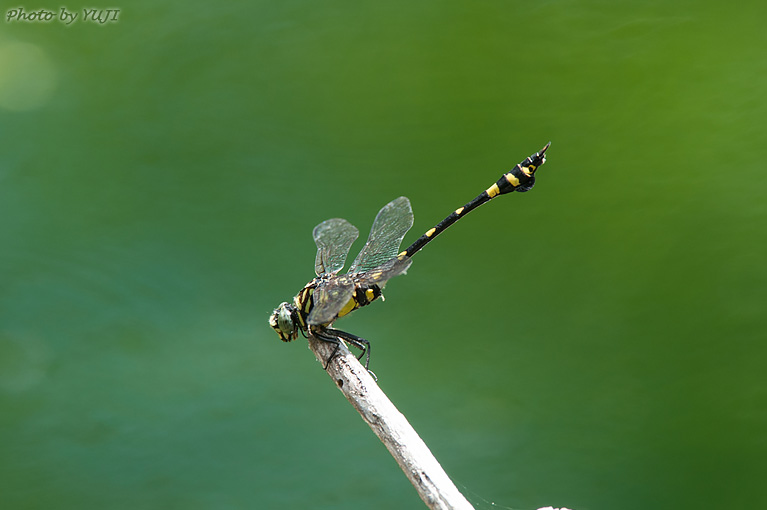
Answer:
269, 302, 300, 342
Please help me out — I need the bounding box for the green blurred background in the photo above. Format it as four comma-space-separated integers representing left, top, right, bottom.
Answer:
1, 1, 765, 509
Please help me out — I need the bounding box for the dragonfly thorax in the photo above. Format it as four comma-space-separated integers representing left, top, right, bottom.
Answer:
270, 275, 386, 344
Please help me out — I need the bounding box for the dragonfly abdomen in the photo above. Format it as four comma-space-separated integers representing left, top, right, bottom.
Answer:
353, 285, 383, 310
328, 284, 383, 322
400, 142, 550, 259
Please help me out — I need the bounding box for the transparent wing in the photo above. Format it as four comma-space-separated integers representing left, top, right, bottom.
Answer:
347, 197, 413, 274
355, 255, 413, 288
307, 275, 356, 325
313, 218, 359, 276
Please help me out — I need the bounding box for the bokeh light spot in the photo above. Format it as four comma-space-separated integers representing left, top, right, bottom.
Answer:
0, 41, 57, 111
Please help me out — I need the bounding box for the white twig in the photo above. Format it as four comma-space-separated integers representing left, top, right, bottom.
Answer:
308, 336, 474, 510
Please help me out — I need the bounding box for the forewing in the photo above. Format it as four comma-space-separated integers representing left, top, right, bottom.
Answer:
313, 218, 359, 276
348, 197, 413, 274
307, 275, 356, 325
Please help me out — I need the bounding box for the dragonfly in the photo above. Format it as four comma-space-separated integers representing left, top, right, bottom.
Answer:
269, 142, 550, 370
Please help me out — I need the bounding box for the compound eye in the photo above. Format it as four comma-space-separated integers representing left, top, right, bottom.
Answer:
278, 308, 293, 331
270, 302, 298, 342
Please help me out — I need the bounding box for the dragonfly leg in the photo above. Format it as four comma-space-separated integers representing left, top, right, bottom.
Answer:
313, 327, 372, 370
331, 329, 371, 370
312, 329, 342, 369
